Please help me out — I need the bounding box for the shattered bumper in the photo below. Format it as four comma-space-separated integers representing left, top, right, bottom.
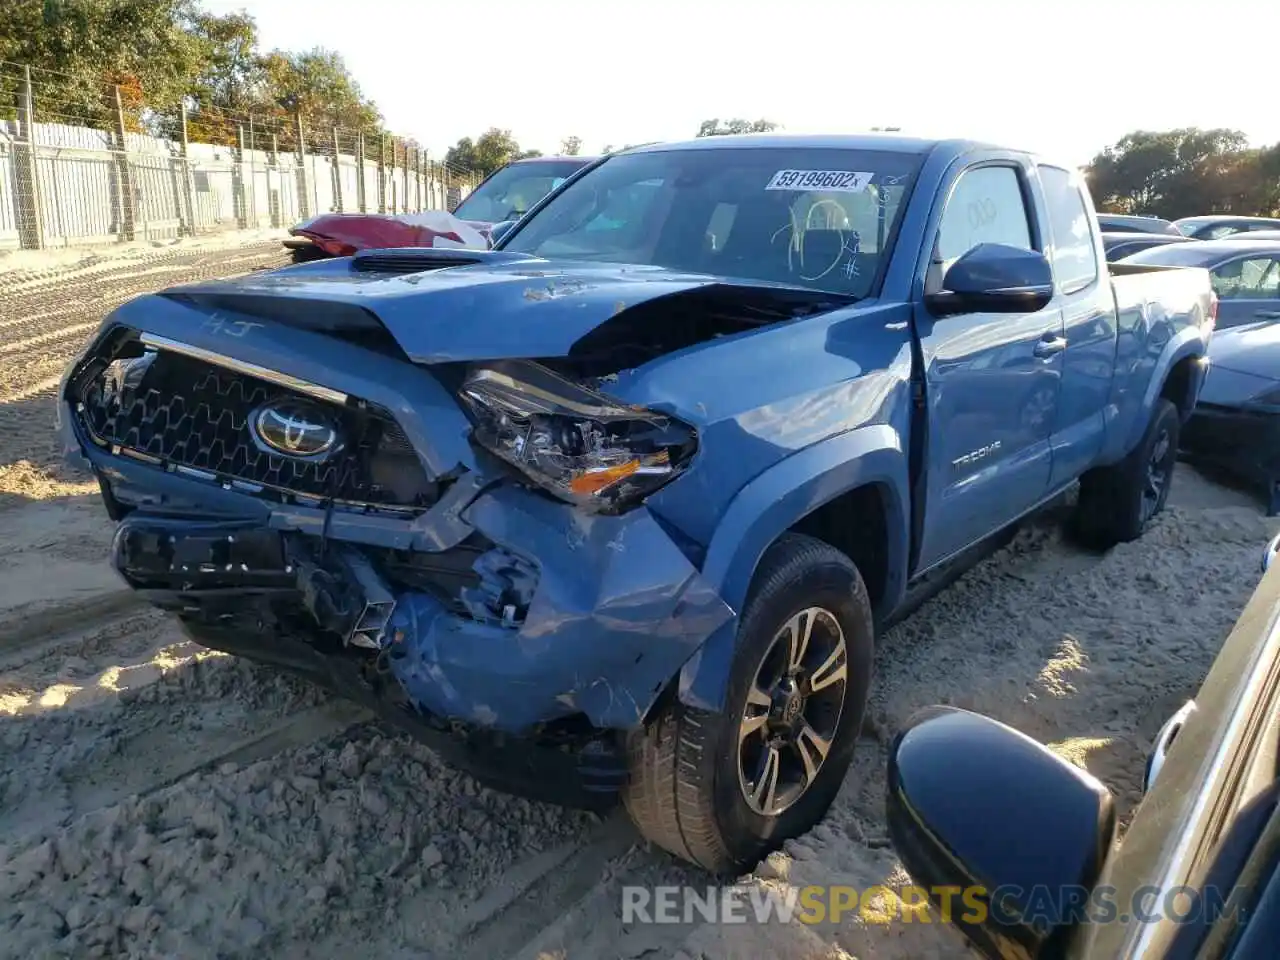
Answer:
97, 471, 733, 732
1182, 402, 1280, 513
59, 316, 734, 749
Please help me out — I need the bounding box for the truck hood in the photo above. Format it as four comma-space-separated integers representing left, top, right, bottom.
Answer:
161, 253, 853, 365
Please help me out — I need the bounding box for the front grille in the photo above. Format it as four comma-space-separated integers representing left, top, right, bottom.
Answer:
73, 336, 437, 512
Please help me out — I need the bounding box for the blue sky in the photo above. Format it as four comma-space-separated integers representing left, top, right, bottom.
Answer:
200, 0, 1280, 165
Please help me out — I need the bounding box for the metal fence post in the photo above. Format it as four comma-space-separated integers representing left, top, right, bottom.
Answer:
355, 131, 367, 213
270, 132, 281, 228
178, 101, 196, 235
234, 124, 248, 229
247, 113, 256, 226
401, 141, 410, 215
414, 148, 423, 211
377, 134, 388, 213
13, 65, 45, 249
111, 85, 137, 241
331, 127, 344, 213
294, 112, 311, 220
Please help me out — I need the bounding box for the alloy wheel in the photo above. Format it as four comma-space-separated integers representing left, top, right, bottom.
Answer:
737, 607, 849, 817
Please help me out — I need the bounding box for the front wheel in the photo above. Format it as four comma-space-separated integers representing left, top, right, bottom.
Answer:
622, 533, 874, 874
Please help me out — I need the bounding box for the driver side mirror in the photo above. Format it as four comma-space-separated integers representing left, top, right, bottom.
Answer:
488, 220, 517, 246
925, 243, 1055, 316
887, 706, 1116, 960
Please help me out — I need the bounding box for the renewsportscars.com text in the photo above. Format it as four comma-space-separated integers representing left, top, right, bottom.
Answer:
621, 883, 1250, 926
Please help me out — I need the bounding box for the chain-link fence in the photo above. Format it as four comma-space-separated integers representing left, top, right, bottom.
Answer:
0, 60, 481, 252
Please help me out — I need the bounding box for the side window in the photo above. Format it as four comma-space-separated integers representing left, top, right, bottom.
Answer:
1241, 258, 1280, 297
1207, 225, 1242, 240
1210, 257, 1280, 299
1265, 260, 1280, 298
1038, 165, 1099, 293
937, 166, 1033, 263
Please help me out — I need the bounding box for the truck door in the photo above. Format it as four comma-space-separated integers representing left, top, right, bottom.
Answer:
1037, 164, 1114, 489
914, 160, 1066, 571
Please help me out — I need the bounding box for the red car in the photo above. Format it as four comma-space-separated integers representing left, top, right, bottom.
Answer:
284, 155, 595, 261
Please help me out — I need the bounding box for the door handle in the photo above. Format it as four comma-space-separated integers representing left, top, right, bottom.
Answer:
1255, 309, 1280, 320
1033, 335, 1067, 358
1144, 699, 1196, 793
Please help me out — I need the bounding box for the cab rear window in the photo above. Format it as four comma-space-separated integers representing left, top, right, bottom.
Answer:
1038, 165, 1099, 294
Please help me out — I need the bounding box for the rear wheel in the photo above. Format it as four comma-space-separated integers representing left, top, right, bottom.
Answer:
1073, 398, 1180, 548
622, 533, 874, 874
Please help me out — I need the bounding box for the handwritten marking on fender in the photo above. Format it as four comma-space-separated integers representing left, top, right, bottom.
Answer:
201, 318, 263, 338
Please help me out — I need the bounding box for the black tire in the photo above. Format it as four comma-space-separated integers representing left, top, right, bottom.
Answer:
289, 245, 328, 264
622, 533, 875, 875
1073, 398, 1180, 548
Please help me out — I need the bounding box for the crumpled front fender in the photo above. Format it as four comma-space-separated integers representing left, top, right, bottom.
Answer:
677, 424, 910, 714
388, 483, 735, 733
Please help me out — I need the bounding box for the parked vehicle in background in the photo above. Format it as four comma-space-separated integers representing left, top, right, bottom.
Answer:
283, 156, 596, 261
1118, 238, 1280, 328
1182, 318, 1280, 514
58, 134, 1214, 874
450, 156, 596, 224
1174, 214, 1280, 239
887, 530, 1280, 960
1095, 213, 1181, 235
1227, 229, 1280, 242
1101, 231, 1197, 260
1119, 239, 1280, 513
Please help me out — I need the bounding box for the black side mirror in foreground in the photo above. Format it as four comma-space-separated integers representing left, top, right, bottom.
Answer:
886, 706, 1117, 960
925, 242, 1056, 316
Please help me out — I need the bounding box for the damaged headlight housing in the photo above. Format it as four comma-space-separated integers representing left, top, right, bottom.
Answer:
459, 361, 697, 512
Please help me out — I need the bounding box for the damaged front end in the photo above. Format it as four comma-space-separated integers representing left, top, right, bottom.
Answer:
62, 318, 733, 808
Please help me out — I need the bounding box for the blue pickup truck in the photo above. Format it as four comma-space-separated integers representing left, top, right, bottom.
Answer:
57, 134, 1215, 874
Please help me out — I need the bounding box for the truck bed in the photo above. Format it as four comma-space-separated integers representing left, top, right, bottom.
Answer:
1108, 261, 1214, 327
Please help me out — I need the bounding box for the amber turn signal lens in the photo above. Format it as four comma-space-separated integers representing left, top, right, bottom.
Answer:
568, 459, 640, 496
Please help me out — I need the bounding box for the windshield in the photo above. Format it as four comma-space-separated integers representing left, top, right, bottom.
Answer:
499, 147, 923, 298
452, 160, 587, 223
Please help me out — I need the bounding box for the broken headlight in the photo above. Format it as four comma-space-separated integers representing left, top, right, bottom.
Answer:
459, 361, 697, 512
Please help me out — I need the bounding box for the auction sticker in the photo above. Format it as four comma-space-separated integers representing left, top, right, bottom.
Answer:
766, 170, 874, 192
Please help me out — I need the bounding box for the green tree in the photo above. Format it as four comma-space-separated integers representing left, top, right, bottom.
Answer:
559, 135, 582, 156
696, 117, 779, 137
260, 47, 382, 132
187, 9, 264, 114
0, 0, 211, 127
446, 127, 524, 178
0, 2, 383, 149
1083, 128, 1273, 218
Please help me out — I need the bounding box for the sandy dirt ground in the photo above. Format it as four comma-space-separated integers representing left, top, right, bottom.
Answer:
1, 246, 1277, 960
